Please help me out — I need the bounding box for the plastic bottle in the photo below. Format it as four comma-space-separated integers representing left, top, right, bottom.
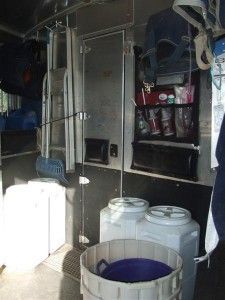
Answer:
136, 110, 150, 137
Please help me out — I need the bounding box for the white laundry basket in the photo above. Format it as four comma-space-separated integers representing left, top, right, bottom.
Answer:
100, 197, 149, 242
136, 206, 200, 300
80, 239, 182, 300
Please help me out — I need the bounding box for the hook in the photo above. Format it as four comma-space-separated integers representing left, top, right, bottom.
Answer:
45, 21, 67, 34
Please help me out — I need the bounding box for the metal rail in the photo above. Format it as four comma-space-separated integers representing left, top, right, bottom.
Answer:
24, 1, 93, 38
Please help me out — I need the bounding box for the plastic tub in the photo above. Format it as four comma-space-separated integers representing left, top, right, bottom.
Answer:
80, 239, 182, 300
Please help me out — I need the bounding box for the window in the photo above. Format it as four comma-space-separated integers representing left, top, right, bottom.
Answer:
0, 90, 21, 114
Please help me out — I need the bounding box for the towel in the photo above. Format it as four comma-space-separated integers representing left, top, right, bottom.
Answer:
195, 115, 225, 263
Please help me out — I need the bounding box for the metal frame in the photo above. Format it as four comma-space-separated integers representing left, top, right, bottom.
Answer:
41, 73, 47, 157
66, 27, 75, 171
120, 30, 125, 197
45, 34, 53, 160
41, 28, 75, 172
63, 70, 70, 171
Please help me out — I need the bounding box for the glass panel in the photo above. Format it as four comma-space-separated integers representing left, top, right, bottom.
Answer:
81, 32, 124, 244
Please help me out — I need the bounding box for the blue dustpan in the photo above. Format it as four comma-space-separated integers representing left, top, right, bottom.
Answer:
36, 156, 68, 185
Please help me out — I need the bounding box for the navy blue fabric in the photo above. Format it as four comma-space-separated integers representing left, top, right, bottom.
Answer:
21, 97, 42, 127
0, 40, 46, 100
99, 258, 172, 283
5, 109, 37, 130
143, 8, 197, 83
212, 115, 225, 241
143, 9, 193, 53
218, 0, 225, 28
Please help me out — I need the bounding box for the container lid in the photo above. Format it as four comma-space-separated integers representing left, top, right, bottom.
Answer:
28, 178, 59, 184
108, 198, 149, 213
145, 206, 191, 225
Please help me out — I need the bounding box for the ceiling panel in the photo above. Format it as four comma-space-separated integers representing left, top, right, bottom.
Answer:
0, 0, 83, 35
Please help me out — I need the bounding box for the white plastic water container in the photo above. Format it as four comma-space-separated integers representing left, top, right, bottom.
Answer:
100, 197, 149, 243
3, 184, 49, 271
81, 239, 182, 300
28, 178, 66, 254
3, 180, 65, 271
136, 206, 200, 300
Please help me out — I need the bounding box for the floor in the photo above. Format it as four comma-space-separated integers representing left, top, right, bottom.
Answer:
0, 264, 81, 300
0, 244, 83, 300
1, 243, 225, 300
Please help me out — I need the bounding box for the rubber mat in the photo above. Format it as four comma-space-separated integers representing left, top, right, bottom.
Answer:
43, 244, 84, 282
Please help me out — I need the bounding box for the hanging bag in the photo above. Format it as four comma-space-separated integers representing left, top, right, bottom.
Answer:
173, 0, 225, 70
142, 9, 198, 87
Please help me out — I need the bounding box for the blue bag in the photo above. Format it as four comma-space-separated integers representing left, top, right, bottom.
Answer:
142, 9, 198, 85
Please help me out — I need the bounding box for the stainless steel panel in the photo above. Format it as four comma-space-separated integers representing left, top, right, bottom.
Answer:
197, 71, 216, 186
83, 31, 124, 170
134, 0, 173, 26
77, 0, 133, 36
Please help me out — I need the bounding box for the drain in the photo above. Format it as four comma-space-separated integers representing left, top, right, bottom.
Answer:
43, 244, 84, 282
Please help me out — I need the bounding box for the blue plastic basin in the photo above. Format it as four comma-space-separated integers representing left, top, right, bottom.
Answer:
97, 258, 173, 283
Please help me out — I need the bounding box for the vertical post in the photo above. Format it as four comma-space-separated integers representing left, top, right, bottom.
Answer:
66, 27, 75, 171
120, 30, 125, 198
46, 31, 53, 159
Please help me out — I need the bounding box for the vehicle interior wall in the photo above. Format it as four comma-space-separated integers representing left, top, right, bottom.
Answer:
64, 0, 213, 249
0, 0, 214, 251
